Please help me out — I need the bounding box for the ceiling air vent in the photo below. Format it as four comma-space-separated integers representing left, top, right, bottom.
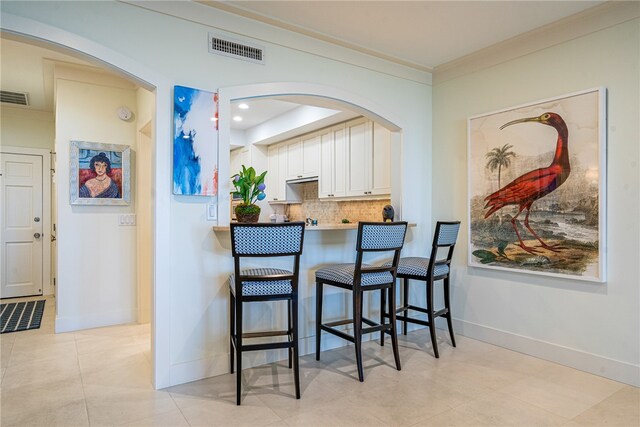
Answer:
208, 33, 265, 65
1, 90, 29, 106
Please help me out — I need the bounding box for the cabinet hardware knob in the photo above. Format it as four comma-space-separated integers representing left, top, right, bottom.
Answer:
34, 233, 41, 239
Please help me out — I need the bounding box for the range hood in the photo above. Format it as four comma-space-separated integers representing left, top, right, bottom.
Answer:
286, 176, 318, 184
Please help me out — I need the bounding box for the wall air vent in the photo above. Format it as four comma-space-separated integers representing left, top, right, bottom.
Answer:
208, 33, 265, 65
1, 90, 29, 106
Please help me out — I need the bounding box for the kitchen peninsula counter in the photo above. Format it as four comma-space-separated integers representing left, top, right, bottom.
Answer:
212, 223, 416, 232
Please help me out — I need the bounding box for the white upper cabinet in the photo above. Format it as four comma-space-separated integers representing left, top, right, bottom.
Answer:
346, 118, 372, 196
319, 124, 347, 199
346, 118, 391, 197
267, 117, 390, 202
286, 139, 302, 179
371, 122, 392, 195
267, 143, 287, 201
286, 135, 320, 180
301, 134, 320, 177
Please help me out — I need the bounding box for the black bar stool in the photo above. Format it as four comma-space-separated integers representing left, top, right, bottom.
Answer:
229, 222, 305, 405
384, 221, 460, 358
315, 221, 408, 382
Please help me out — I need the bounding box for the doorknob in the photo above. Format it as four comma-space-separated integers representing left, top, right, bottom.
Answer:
34, 233, 41, 239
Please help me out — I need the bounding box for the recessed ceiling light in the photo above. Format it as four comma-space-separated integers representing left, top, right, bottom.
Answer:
233, 116, 243, 122
238, 103, 249, 110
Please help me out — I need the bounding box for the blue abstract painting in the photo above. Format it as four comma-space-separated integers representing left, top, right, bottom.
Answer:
173, 85, 218, 196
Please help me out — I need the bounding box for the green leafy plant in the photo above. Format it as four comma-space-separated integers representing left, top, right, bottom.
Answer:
231, 165, 267, 206
472, 249, 497, 264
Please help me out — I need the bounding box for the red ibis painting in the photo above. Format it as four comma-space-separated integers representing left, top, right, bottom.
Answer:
468, 88, 606, 282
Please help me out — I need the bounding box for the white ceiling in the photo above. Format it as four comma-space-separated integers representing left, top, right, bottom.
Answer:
1, 0, 605, 130
230, 98, 300, 130
205, 0, 605, 70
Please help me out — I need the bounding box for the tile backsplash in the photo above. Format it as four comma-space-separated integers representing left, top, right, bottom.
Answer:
284, 181, 391, 224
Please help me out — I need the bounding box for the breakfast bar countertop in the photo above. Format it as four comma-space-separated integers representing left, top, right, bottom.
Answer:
212, 223, 416, 232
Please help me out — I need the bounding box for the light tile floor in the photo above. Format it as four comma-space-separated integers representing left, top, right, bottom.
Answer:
1, 295, 638, 426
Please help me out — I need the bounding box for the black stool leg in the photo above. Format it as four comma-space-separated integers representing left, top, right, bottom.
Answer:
288, 299, 293, 369
403, 278, 409, 335
380, 287, 386, 346
292, 293, 301, 399
443, 277, 456, 347
315, 281, 323, 361
353, 289, 364, 382
230, 292, 235, 373
236, 298, 243, 405
388, 285, 401, 371
426, 279, 439, 358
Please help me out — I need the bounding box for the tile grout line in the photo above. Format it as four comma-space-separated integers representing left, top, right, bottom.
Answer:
1, 337, 15, 383
75, 334, 92, 426
168, 391, 193, 426
504, 379, 625, 423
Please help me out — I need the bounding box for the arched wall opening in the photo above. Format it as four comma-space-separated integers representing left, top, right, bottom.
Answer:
1, 13, 173, 389
217, 83, 405, 225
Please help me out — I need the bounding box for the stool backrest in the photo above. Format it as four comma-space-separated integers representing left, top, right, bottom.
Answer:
428, 221, 461, 279
230, 222, 305, 257
354, 221, 408, 287
230, 222, 306, 297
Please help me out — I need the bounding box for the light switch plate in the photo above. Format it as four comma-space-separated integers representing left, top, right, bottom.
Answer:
207, 203, 217, 221
119, 214, 136, 226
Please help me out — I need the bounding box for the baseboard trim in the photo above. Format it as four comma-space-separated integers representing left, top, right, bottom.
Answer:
453, 318, 640, 387
55, 308, 136, 333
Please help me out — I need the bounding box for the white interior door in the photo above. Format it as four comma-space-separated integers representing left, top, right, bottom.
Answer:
1, 153, 44, 298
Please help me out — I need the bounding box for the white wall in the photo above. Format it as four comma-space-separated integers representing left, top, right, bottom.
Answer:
54, 66, 139, 332
0, 107, 54, 150
2, 1, 433, 387
433, 18, 640, 385
135, 87, 155, 324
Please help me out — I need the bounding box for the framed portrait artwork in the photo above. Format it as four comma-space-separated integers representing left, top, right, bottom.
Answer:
468, 88, 606, 282
70, 141, 131, 206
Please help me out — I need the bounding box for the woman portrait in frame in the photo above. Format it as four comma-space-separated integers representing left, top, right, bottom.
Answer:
70, 141, 131, 206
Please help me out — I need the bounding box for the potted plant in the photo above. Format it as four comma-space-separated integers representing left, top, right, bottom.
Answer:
231, 165, 267, 223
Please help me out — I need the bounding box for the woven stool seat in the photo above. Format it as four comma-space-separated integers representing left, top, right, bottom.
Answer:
229, 268, 293, 296
316, 264, 394, 287
383, 257, 450, 278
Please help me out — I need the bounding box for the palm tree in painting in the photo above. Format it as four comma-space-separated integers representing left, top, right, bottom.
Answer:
485, 143, 516, 188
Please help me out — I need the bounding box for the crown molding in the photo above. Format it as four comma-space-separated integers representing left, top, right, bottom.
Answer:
123, 0, 432, 85
433, 1, 640, 86
198, 0, 433, 74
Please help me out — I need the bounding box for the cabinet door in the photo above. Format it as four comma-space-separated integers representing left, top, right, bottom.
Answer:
333, 124, 347, 197
277, 144, 288, 200
371, 122, 392, 195
267, 145, 280, 201
346, 118, 372, 196
318, 131, 333, 198
302, 134, 320, 177
286, 139, 303, 179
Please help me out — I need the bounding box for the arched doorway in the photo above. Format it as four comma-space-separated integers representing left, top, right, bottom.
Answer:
1, 14, 172, 388
217, 82, 405, 225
